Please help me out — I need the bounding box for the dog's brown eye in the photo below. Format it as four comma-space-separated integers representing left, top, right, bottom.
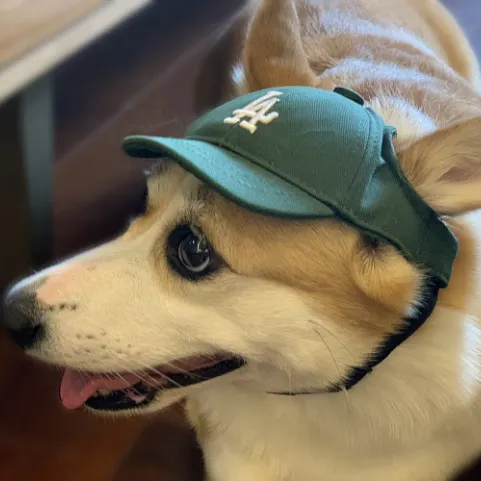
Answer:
167, 225, 220, 280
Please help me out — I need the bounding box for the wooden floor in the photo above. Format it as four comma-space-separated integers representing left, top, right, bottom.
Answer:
0, 1, 480, 480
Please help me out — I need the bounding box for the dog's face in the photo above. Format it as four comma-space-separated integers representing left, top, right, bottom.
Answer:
2, 158, 424, 415
3, 0, 481, 417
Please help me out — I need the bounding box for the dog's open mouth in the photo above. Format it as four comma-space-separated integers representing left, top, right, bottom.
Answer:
60, 355, 245, 412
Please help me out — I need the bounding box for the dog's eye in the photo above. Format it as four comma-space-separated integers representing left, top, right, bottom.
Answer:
178, 232, 210, 273
167, 225, 220, 280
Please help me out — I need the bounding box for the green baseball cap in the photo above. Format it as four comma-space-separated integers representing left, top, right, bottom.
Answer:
123, 86, 457, 286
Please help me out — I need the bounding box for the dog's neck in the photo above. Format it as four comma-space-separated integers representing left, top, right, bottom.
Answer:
189, 301, 481, 481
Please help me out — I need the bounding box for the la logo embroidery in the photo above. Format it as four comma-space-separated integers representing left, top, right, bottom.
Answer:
223, 91, 282, 134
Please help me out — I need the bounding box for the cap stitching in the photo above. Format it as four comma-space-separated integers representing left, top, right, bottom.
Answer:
181, 142, 311, 205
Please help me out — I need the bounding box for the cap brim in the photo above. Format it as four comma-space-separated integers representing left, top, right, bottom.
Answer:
123, 135, 335, 219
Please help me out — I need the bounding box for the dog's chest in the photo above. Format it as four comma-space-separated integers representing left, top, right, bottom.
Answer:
188, 389, 478, 481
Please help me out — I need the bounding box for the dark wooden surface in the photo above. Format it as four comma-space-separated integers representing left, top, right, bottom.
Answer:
0, 1, 479, 480
0, 97, 31, 289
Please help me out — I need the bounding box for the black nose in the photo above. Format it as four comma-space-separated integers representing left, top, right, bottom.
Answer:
2, 286, 45, 349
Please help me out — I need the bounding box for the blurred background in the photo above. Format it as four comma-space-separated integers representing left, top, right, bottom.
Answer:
0, 1, 479, 480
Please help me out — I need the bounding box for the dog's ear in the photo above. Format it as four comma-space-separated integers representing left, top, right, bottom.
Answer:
398, 116, 481, 216
352, 117, 481, 312
351, 239, 423, 315
243, 0, 317, 91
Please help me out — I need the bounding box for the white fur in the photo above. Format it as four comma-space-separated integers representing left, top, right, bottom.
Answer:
190, 303, 481, 481
369, 96, 437, 141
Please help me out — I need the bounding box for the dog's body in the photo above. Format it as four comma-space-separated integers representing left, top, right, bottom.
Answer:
188, 3, 481, 480
4, 1, 481, 480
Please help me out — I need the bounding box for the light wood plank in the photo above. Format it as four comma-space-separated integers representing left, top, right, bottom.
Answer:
0, 0, 152, 105
0, 0, 104, 66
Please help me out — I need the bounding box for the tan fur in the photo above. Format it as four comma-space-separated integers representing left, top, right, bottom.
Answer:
201, 192, 418, 334
437, 218, 477, 311
6, 1, 481, 481
398, 117, 481, 214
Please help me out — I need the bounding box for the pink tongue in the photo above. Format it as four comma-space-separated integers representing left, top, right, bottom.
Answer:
60, 369, 140, 410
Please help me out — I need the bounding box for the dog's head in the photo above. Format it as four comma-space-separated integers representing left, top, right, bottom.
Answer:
3, 0, 481, 416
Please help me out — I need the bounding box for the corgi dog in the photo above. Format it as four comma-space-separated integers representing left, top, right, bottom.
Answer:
3, 1, 481, 480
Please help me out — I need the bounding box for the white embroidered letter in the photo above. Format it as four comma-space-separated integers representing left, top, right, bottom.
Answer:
223, 91, 283, 134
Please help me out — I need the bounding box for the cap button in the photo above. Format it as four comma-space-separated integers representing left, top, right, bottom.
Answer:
333, 87, 365, 106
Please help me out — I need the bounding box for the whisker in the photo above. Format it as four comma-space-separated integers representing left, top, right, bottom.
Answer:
102, 371, 145, 397
309, 324, 350, 417
134, 370, 161, 388
115, 363, 185, 391
308, 320, 357, 363
132, 369, 194, 422
146, 366, 184, 389
163, 362, 209, 382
